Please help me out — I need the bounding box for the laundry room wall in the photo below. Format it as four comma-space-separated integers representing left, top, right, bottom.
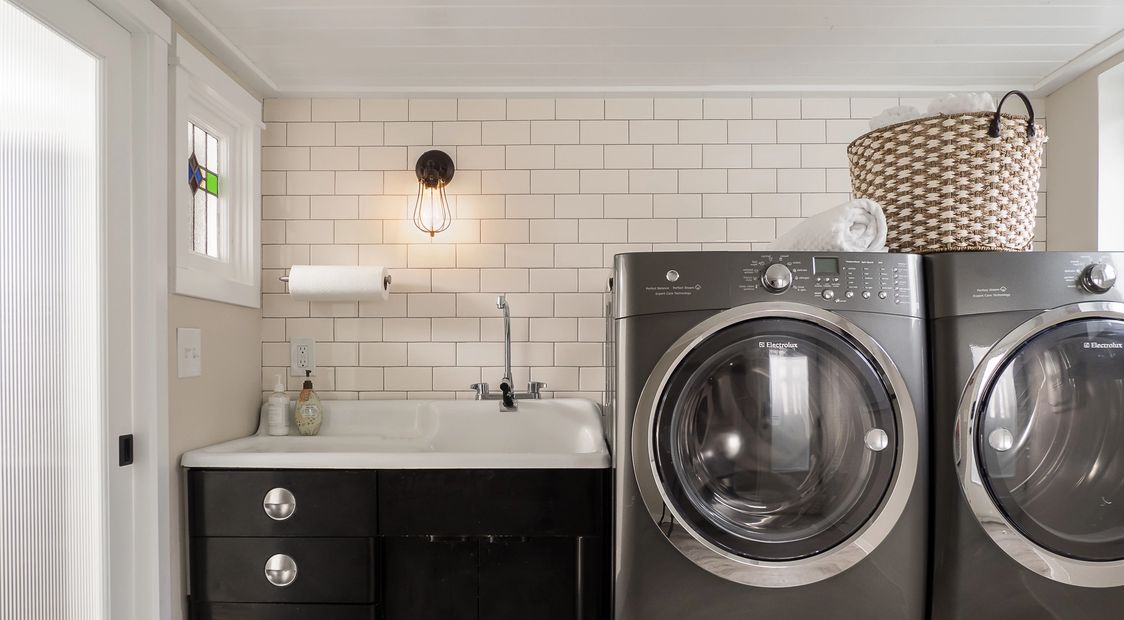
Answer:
260, 95, 1048, 400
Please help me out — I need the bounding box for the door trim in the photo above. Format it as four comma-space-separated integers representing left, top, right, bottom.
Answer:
632, 302, 919, 588
957, 301, 1124, 588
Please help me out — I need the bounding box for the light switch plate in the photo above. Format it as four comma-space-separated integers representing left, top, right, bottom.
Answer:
177, 327, 202, 378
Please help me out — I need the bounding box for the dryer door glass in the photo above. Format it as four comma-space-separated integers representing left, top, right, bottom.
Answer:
978, 318, 1124, 562
654, 318, 898, 561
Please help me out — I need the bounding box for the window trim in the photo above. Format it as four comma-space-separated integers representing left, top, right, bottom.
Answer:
172, 34, 261, 308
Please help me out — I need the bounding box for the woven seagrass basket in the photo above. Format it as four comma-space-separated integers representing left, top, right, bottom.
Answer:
847, 91, 1046, 253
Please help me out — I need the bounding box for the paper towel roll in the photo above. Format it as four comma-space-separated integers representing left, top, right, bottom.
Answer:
285, 265, 391, 302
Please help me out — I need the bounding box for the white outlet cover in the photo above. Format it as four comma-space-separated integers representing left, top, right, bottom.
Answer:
290, 337, 316, 376
177, 327, 203, 378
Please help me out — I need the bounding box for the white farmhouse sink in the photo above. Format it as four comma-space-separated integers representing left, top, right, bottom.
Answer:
180, 398, 609, 469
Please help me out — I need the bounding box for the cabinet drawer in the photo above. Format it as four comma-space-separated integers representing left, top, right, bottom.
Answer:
378, 470, 608, 536
191, 538, 376, 604
188, 470, 377, 537
191, 602, 376, 620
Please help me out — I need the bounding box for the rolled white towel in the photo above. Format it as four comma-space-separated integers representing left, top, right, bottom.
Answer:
869, 105, 922, 131
767, 199, 887, 253
927, 92, 996, 116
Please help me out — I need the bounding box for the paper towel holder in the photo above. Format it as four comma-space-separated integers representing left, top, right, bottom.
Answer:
279, 272, 392, 291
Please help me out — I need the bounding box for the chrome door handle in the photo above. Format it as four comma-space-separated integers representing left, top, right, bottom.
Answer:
263, 488, 296, 521
864, 428, 889, 452
264, 554, 298, 587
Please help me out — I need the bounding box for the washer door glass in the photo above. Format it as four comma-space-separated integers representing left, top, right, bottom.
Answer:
654, 318, 898, 561
978, 318, 1124, 562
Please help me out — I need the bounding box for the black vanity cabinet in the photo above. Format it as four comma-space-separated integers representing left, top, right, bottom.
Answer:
187, 468, 609, 620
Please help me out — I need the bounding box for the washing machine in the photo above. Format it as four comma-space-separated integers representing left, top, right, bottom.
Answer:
928, 252, 1124, 619
610, 251, 928, 619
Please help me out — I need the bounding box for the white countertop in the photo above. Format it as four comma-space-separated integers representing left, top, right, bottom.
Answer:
180, 398, 610, 470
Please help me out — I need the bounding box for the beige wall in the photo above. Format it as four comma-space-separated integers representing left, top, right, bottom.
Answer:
167, 295, 261, 619
1046, 48, 1124, 250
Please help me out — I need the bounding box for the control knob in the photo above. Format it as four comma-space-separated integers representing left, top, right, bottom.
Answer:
761, 263, 793, 293
1080, 263, 1117, 294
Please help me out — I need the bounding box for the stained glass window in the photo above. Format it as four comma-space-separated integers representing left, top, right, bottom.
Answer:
187, 121, 220, 258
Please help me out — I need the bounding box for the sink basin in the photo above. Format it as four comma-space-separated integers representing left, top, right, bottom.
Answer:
180, 398, 609, 469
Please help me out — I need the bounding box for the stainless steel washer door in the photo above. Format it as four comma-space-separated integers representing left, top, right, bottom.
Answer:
959, 302, 1124, 587
633, 303, 918, 588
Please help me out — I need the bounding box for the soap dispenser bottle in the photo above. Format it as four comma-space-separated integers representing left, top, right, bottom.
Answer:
294, 370, 323, 436
267, 375, 290, 436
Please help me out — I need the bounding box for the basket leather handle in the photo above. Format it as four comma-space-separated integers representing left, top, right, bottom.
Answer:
989, 90, 1036, 139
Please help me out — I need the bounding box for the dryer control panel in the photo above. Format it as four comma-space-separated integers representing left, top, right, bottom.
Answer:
927, 251, 1124, 319
612, 251, 923, 319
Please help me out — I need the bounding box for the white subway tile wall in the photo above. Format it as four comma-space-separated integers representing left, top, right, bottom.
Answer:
261, 97, 1049, 400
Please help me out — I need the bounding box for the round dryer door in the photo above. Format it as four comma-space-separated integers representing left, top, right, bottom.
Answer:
633, 303, 919, 588
961, 302, 1124, 587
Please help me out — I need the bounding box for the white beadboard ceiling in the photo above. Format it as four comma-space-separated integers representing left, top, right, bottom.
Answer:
159, 0, 1124, 96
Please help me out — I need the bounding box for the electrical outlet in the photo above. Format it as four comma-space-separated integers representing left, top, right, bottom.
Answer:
290, 337, 316, 376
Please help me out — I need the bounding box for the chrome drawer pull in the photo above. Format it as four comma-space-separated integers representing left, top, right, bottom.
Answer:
263, 488, 296, 521
264, 554, 298, 587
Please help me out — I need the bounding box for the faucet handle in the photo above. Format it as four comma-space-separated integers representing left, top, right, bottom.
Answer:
528, 381, 548, 398
470, 382, 490, 399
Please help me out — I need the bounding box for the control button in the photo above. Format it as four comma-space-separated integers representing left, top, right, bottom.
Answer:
845, 290, 854, 299
878, 291, 888, 299
665, 269, 680, 282
761, 263, 793, 293
1080, 263, 1116, 294
822, 289, 835, 300
862, 291, 872, 299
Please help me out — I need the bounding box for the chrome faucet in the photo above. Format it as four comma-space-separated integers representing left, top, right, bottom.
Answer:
468, 294, 548, 410
498, 295, 514, 403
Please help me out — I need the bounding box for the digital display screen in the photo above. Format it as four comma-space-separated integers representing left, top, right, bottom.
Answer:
813, 257, 839, 274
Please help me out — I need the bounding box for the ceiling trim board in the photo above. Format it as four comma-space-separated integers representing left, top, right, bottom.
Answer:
1035, 27, 1124, 95
275, 82, 1040, 98
154, 0, 278, 97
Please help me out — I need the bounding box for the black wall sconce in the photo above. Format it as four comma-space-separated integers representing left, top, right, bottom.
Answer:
413, 150, 455, 237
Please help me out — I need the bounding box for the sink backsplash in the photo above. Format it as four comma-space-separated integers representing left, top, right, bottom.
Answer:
260, 95, 1049, 401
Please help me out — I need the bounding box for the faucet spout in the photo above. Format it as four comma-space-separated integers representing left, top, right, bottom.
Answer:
497, 295, 513, 388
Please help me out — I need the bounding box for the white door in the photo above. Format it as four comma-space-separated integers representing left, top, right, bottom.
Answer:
0, 0, 135, 619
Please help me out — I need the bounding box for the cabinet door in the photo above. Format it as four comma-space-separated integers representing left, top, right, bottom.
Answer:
479, 537, 576, 620
383, 537, 478, 620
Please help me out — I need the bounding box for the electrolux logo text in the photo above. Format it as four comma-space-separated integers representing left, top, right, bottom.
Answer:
759, 341, 799, 350
1084, 342, 1124, 349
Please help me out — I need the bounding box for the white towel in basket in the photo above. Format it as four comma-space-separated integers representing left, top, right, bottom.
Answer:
767, 199, 887, 252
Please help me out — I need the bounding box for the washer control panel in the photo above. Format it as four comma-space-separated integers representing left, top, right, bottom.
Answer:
612, 251, 924, 319
733, 254, 918, 311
